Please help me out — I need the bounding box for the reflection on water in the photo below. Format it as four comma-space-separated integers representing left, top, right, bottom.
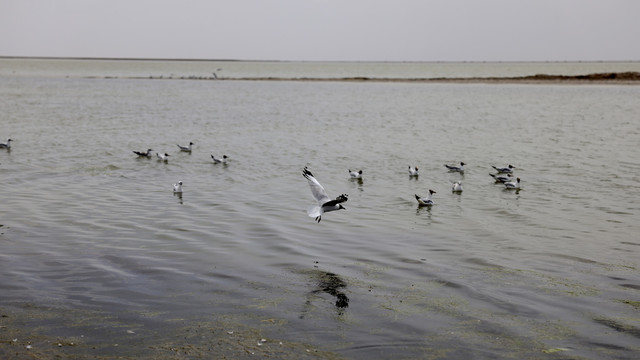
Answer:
301, 271, 349, 319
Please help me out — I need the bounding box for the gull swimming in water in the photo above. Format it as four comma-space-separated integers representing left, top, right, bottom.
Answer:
133, 148, 153, 157
452, 181, 463, 192
303, 167, 348, 223
490, 173, 513, 183
445, 162, 465, 172
492, 164, 516, 173
173, 181, 183, 193
211, 155, 228, 164
415, 190, 436, 206
504, 177, 521, 189
0, 138, 12, 149
348, 169, 363, 179
177, 142, 194, 152
408, 166, 419, 176
156, 152, 170, 161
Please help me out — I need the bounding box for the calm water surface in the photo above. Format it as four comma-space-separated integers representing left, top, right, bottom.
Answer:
1, 62, 639, 359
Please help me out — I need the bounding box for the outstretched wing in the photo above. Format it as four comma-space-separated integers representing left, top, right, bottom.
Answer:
321, 194, 348, 207
303, 167, 331, 205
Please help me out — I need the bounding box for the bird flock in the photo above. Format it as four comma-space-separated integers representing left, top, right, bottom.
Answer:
3, 138, 522, 224
302, 162, 522, 223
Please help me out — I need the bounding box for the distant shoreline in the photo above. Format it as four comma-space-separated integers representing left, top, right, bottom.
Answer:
132, 72, 640, 84
3, 56, 640, 84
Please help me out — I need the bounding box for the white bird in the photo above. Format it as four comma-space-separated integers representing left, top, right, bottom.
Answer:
173, 181, 183, 193
133, 148, 153, 157
490, 173, 513, 183
408, 166, 419, 176
0, 138, 12, 149
492, 164, 515, 173
303, 167, 348, 223
211, 154, 228, 164
348, 169, 363, 179
177, 142, 194, 152
156, 152, 170, 161
445, 162, 465, 172
415, 190, 436, 206
504, 177, 521, 189
452, 181, 463, 192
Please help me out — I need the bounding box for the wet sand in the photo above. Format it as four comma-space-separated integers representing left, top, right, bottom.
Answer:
0, 304, 343, 359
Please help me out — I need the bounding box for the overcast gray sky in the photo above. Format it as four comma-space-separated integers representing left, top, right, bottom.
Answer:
1, 0, 639, 62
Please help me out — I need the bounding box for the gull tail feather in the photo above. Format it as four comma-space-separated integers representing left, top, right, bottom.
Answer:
307, 205, 322, 218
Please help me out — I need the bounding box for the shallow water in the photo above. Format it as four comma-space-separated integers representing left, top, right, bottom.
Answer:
1, 64, 639, 358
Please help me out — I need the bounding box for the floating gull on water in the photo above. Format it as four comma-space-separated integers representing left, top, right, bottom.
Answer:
504, 177, 521, 189
452, 181, 463, 192
211, 155, 228, 164
408, 166, 419, 176
348, 169, 363, 179
492, 164, 515, 173
173, 181, 183, 193
415, 190, 436, 206
0, 138, 12, 150
490, 173, 513, 183
156, 152, 170, 161
303, 167, 348, 223
133, 148, 153, 157
177, 142, 194, 152
445, 162, 465, 172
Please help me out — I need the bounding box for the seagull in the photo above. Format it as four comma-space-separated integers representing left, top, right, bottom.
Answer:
452, 181, 463, 192
211, 154, 228, 164
490, 173, 513, 183
445, 162, 465, 172
303, 167, 348, 223
408, 166, 419, 176
415, 190, 436, 206
492, 164, 516, 173
0, 138, 12, 149
173, 181, 183, 193
177, 142, 194, 152
156, 152, 170, 161
504, 177, 521, 189
133, 148, 153, 157
348, 169, 363, 179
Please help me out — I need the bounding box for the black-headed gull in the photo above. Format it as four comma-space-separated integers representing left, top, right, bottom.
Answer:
408, 166, 419, 176
211, 154, 228, 164
504, 177, 521, 189
156, 152, 170, 161
303, 167, 348, 223
452, 181, 463, 192
415, 190, 436, 206
0, 139, 12, 149
177, 142, 194, 152
490, 173, 513, 183
348, 169, 363, 179
492, 164, 515, 173
173, 181, 183, 193
133, 148, 153, 157
445, 162, 465, 172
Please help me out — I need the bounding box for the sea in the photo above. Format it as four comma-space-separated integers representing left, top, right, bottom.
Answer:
1, 58, 639, 359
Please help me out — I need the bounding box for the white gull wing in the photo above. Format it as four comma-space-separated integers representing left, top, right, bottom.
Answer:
303, 167, 331, 206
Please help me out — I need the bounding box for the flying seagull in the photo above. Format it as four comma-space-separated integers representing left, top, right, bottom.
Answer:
303, 167, 348, 223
